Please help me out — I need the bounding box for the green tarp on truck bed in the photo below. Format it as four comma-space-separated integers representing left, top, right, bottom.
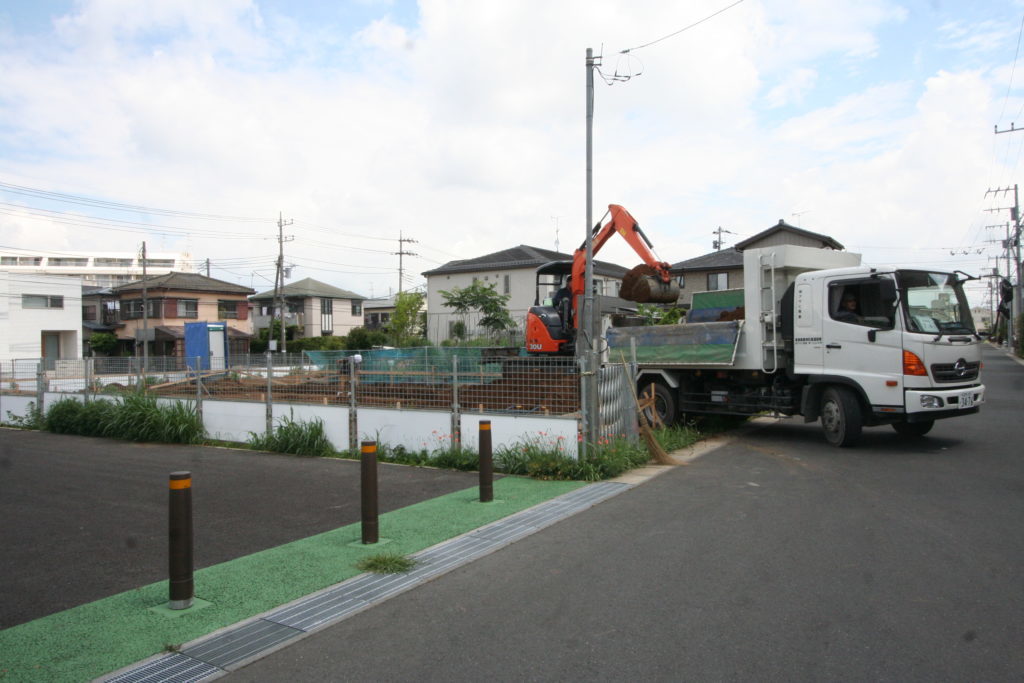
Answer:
606, 320, 744, 366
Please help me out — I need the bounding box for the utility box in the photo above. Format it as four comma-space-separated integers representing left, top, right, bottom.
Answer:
184, 321, 228, 371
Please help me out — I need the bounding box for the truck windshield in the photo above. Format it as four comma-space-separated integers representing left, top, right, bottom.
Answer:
897, 270, 975, 335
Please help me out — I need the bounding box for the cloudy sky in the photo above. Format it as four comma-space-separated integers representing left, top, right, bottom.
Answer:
1, 0, 1022, 307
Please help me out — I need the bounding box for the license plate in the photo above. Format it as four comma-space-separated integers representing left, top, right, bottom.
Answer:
958, 392, 974, 409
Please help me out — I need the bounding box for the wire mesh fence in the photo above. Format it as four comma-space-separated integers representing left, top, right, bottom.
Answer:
6, 350, 582, 417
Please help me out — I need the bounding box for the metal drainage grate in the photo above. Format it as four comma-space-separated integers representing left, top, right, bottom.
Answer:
105, 480, 632, 680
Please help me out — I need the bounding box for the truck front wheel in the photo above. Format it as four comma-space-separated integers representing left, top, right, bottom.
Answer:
820, 386, 862, 447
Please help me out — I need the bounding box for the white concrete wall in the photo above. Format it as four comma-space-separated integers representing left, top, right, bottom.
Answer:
202, 399, 267, 442
0, 272, 82, 361
0, 394, 40, 421
462, 413, 578, 458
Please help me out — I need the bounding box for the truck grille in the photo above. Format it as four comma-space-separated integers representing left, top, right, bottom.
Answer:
930, 360, 980, 383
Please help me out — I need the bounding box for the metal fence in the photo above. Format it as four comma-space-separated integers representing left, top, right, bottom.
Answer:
2, 350, 581, 418
598, 362, 639, 441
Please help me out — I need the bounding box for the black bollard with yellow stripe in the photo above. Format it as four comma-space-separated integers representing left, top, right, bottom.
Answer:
361, 441, 379, 544
168, 471, 194, 609
479, 420, 493, 502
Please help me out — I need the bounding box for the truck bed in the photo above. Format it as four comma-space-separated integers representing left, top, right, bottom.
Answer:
606, 320, 744, 366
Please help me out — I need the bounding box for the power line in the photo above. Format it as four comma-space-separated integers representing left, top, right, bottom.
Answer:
618, 0, 746, 54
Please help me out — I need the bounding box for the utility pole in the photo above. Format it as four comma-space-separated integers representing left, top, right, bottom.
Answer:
275, 212, 294, 354
582, 46, 599, 458
140, 241, 149, 371
985, 186, 1021, 349
394, 232, 417, 294
205, 258, 210, 278
712, 226, 735, 251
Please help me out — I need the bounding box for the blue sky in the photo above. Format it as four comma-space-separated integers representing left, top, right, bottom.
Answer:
1, 0, 1022, 306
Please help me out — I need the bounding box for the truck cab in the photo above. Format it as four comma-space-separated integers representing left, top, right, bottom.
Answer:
795, 267, 984, 444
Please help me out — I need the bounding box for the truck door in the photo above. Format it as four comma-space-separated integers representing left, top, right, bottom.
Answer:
820, 276, 903, 411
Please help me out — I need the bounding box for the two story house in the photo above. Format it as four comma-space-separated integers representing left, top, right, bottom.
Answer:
672, 220, 845, 307
422, 245, 629, 344
112, 272, 255, 357
250, 278, 367, 339
0, 271, 82, 365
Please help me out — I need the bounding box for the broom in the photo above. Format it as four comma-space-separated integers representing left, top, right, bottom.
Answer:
618, 353, 676, 466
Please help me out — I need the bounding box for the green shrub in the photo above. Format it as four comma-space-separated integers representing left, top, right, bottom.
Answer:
249, 413, 335, 457
44, 398, 85, 434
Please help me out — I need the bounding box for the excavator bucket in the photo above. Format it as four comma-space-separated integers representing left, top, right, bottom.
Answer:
620, 264, 681, 304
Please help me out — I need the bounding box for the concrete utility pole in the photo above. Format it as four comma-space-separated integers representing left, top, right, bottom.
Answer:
140, 241, 149, 371
275, 212, 294, 353
394, 232, 418, 294
984, 187, 1021, 349
582, 47, 599, 457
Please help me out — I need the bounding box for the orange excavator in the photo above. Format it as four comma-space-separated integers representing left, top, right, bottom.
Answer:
525, 204, 680, 355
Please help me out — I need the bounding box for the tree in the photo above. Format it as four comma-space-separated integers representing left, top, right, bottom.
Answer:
88, 332, 118, 356
346, 327, 389, 350
440, 281, 515, 338
389, 291, 425, 347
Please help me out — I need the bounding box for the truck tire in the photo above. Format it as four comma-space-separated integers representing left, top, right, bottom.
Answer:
640, 381, 676, 428
891, 420, 934, 437
820, 386, 862, 447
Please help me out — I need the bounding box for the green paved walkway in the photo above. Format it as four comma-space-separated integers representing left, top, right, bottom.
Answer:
0, 477, 584, 682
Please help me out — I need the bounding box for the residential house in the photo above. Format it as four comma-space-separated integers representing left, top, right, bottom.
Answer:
112, 272, 255, 357
250, 278, 367, 339
0, 271, 82, 364
672, 220, 845, 307
80, 286, 121, 355
363, 295, 397, 331
421, 245, 629, 344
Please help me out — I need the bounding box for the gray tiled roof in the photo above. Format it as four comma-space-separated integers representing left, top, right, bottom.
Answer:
250, 277, 366, 301
114, 272, 255, 295
733, 220, 844, 251
422, 245, 629, 278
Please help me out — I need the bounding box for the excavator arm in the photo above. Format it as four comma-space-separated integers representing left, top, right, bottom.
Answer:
570, 204, 676, 304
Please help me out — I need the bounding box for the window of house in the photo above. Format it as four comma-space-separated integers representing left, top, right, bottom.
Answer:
503, 274, 511, 295
82, 305, 97, 320
177, 299, 198, 318
0, 257, 17, 266
287, 301, 303, 314
146, 259, 175, 268
218, 300, 239, 319
321, 298, 334, 334
18, 257, 42, 266
351, 301, 362, 316
51, 258, 88, 267
22, 294, 64, 309
121, 299, 160, 319
707, 272, 728, 291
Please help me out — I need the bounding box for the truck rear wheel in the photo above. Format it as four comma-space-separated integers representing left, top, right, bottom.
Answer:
820, 386, 862, 447
640, 381, 676, 428
891, 420, 934, 437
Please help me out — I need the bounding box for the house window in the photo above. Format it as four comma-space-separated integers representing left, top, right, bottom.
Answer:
51, 258, 88, 267
503, 274, 511, 295
82, 305, 97, 320
121, 299, 160, 319
0, 257, 16, 266
218, 300, 239, 319
22, 294, 64, 309
707, 272, 728, 291
351, 301, 362, 316
177, 299, 198, 318
19, 257, 42, 266
321, 298, 333, 334
146, 259, 175, 268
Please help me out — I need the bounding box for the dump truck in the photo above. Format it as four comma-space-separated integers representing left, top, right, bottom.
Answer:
606, 244, 986, 446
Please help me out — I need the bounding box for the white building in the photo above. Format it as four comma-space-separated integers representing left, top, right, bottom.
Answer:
0, 249, 192, 288
422, 245, 629, 345
0, 271, 82, 363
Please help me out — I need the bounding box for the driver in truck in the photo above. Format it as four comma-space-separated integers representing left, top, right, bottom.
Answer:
835, 291, 862, 323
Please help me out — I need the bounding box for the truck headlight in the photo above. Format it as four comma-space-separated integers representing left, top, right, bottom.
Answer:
920, 395, 943, 409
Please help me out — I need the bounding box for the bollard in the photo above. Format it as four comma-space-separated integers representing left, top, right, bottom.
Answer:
168, 471, 194, 609
361, 441, 379, 544
479, 420, 493, 503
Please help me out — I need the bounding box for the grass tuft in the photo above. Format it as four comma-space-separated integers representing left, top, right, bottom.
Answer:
355, 552, 418, 574
248, 413, 335, 457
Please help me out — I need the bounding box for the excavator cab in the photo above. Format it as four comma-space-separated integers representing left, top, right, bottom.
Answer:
526, 261, 575, 355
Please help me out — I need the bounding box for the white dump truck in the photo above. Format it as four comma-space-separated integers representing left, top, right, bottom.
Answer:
607, 244, 986, 446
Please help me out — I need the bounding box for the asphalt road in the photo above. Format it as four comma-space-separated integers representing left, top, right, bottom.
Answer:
0, 435, 479, 629
229, 345, 1024, 682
